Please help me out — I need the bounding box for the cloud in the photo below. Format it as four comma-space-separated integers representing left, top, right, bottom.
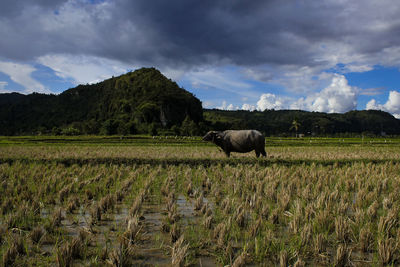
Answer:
218, 101, 238, 111
212, 74, 359, 113
214, 101, 256, 111
0, 61, 48, 93
257, 93, 288, 111
366, 99, 378, 110
0, 81, 8, 91
359, 87, 385, 96
202, 101, 215, 109
308, 74, 357, 113
383, 91, 400, 113
256, 74, 358, 113
2, 0, 400, 73
241, 103, 256, 111
243, 65, 337, 95
367, 91, 400, 118
1, 0, 400, 107
0, 0, 66, 18
181, 67, 259, 99
37, 54, 132, 85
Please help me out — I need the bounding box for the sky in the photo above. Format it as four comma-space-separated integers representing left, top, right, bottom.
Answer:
1, 0, 400, 118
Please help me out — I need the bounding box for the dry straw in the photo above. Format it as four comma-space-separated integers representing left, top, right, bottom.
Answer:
171, 235, 189, 267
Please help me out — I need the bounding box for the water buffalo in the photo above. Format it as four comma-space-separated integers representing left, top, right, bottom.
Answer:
202, 130, 267, 158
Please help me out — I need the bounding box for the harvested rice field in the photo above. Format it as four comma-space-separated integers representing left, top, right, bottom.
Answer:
1, 136, 400, 266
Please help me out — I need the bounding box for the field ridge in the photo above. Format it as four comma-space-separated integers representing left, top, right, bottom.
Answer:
1, 157, 400, 167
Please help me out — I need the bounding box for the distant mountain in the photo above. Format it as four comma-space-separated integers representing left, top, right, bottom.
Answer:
204, 109, 400, 136
0, 67, 203, 135
1, 67, 399, 136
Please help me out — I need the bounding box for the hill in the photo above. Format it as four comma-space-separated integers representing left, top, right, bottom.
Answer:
204, 109, 400, 136
0, 68, 203, 135
1, 67, 400, 136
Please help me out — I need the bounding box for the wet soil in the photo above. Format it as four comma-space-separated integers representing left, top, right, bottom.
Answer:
131, 201, 170, 266
35, 193, 219, 266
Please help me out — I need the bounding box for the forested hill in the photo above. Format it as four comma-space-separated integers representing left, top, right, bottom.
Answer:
204, 109, 400, 136
1, 67, 400, 136
0, 68, 203, 135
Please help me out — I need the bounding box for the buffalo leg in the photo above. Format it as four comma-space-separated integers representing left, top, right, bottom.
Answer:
261, 148, 267, 157
255, 151, 260, 158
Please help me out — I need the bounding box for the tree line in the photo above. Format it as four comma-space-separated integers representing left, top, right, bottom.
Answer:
204, 109, 400, 137
1, 67, 399, 137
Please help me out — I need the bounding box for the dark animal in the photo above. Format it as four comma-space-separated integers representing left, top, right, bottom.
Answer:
202, 130, 266, 158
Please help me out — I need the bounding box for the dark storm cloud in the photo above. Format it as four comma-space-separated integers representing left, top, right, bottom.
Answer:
109, 0, 319, 66
0, 0, 67, 17
1, 0, 400, 70
96, 0, 350, 68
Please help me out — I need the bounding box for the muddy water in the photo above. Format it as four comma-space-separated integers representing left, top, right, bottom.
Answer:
132, 201, 170, 266
177, 195, 197, 225
176, 195, 218, 267
37, 194, 218, 266
176, 194, 213, 221
132, 194, 218, 266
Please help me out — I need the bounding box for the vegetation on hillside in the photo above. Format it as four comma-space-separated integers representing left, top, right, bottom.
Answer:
1, 67, 400, 136
204, 109, 400, 137
0, 68, 203, 136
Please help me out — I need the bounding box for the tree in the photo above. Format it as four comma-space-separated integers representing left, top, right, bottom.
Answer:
180, 115, 198, 136
117, 121, 129, 136
61, 127, 80, 136
84, 119, 100, 134
52, 127, 62, 135
290, 119, 301, 137
100, 119, 118, 135
148, 123, 158, 136
171, 125, 180, 135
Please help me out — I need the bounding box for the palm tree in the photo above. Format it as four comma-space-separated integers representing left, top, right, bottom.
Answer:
290, 119, 301, 137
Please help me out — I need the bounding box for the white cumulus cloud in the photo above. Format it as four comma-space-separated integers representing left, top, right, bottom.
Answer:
0, 61, 48, 93
383, 91, 400, 114
217, 101, 256, 111
218, 101, 238, 111
366, 91, 400, 118
257, 93, 287, 111
309, 74, 357, 113
366, 99, 378, 110
256, 74, 358, 113
241, 103, 256, 111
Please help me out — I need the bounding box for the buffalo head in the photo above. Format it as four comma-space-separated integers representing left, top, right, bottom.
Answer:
202, 131, 221, 142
